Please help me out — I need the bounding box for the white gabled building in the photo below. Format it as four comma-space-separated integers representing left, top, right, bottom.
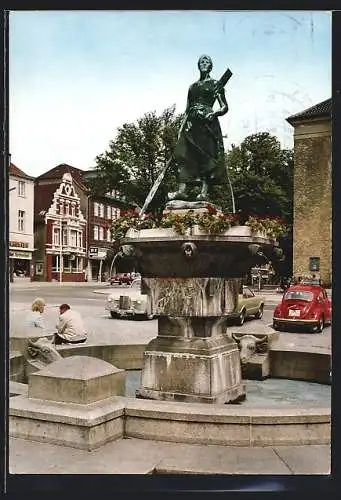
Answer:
9, 163, 35, 279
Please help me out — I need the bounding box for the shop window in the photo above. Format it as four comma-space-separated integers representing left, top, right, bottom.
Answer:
17, 210, 25, 232
99, 226, 104, 240
18, 181, 26, 197
94, 225, 99, 240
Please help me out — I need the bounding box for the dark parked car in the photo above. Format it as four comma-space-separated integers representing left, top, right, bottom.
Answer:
273, 284, 331, 333
109, 273, 133, 286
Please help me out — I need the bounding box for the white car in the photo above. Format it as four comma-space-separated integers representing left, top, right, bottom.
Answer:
105, 278, 154, 320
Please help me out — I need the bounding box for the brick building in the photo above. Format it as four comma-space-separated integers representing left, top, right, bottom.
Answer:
33, 164, 130, 282
34, 168, 87, 282
286, 98, 332, 286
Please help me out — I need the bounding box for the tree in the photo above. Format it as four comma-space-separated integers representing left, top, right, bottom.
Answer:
225, 132, 293, 224
88, 106, 183, 217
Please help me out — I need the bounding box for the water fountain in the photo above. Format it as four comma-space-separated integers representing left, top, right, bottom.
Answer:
9, 55, 331, 457
121, 224, 281, 404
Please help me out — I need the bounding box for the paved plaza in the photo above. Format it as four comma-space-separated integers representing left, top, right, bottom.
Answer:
8, 281, 332, 476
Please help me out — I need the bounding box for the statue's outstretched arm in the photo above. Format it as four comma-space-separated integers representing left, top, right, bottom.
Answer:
214, 88, 228, 117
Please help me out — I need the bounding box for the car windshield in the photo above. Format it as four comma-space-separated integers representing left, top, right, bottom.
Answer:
284, 291, 314, 302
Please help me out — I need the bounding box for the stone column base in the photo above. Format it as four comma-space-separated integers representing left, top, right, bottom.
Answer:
136, 335, 245, 404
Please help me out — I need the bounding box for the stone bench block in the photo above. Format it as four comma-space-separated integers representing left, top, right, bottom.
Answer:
28, 356, 125, 404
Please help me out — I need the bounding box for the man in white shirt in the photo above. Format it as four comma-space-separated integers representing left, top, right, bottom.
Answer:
54, 304, 87, 345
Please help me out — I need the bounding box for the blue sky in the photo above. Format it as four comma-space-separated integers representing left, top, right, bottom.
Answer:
9, 10, 331, 177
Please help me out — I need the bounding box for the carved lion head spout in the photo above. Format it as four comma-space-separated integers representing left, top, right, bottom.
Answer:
232, 333, 268, 364
181, 242, 197, 259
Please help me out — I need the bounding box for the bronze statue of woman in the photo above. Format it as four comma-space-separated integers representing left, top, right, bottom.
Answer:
168, 54, 229, 202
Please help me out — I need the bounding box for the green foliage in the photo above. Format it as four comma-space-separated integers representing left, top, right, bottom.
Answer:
225, 132, 293, 224
87, 106, 183, 217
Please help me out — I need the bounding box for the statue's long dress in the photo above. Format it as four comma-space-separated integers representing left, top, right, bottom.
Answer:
175, 78, 225, 184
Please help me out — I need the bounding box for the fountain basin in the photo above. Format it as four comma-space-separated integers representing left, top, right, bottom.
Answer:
9, 340, 331, 450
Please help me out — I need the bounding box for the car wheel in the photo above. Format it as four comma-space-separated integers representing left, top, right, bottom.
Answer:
273, 321, 281, 331
110, 311, 118, 319
315, 316, 324, 333
255, 304, 264, 319
236, 309, 246, 326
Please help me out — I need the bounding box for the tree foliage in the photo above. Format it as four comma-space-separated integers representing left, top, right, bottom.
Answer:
88, 106, 183, 216
225, 132, 293, 224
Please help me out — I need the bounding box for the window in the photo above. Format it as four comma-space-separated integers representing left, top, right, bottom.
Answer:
284, 291, 313, 302
70, 205, 75, 217
107, 228, 111, 242
107, 206, 111, 219
112, 207, 120, 220
99, 226, 104, 240
99, 204, 104, 218
63, 229, 68, 246
70, 230, 77, 247
17, 210, 25, 232
18, 181, 26, 197
94, 225, 99, 240
94, 202, 99, 216
53, 228, 60, 245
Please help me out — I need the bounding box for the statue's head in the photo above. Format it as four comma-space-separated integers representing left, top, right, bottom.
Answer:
198, 54, 213, 73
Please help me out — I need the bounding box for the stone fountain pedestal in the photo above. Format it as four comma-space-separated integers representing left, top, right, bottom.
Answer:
122, 221, 279, 404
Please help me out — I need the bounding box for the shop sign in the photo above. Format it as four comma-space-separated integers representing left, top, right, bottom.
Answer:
89, 247, 98, 255
9, 241, 29, 248
9, 250, 32, 259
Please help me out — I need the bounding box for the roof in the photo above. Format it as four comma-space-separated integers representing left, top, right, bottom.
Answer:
34, 183, 60, 223
9, 162, 35, 180
286, 98, 331, 125
36, 164, 87, 188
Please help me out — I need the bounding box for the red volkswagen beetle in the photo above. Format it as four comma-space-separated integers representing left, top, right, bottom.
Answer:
273, 284, 332, 333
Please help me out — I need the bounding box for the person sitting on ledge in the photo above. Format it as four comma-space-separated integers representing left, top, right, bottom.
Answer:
54, 303, 87, 345
26, 297, 47, 329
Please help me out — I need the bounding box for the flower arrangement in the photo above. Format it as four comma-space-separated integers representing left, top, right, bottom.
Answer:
245, 215, 288, 240
159, 206, 240, 235
111, 208, 288, 241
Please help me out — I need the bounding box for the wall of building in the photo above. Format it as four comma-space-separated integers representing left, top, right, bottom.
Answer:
9, 175, 35, 278
292, 119, 332, 285
87, 199, 121, 281
32, 223, 46, 281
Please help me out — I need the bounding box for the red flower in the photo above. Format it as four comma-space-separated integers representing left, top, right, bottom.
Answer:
207, 205, 217, 215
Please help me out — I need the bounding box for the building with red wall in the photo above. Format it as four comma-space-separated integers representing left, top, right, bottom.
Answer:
34, 170, 87, 282
33, 164, 133, 282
